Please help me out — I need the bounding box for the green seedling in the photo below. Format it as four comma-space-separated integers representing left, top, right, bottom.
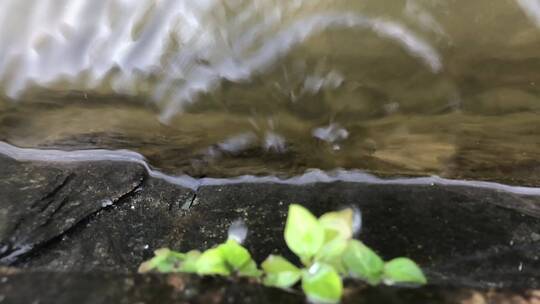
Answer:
284, 204, 325, 265
139, 204, 427, 303
139, 227, 260, 278
138, 248, 186, 273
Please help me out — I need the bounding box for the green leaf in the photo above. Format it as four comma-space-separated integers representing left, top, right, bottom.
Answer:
138, 248, 186, 273
261, 255, 301, 288
218, 239, 251, 270
179, 250, 201, 273
284, 204, 325, 263
301, 263, 343, 304
238, 259, 263, 278
383, 258, 427, 285
319, 208, 354, 242
314, 238, 348, 274
342, 240, 384, 285
195, 247, 230, 276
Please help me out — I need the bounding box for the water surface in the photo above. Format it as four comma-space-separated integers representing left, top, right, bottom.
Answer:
1, 0, 540, 185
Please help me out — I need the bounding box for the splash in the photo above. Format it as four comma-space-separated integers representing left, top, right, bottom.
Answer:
0, 0, 442, 122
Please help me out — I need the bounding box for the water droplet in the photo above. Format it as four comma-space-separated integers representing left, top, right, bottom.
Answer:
351, 206, 362, 236
227, 219, 248, 244
308, 262, 321, 275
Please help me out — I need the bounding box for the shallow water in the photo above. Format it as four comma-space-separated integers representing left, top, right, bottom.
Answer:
1, 0, 540, 185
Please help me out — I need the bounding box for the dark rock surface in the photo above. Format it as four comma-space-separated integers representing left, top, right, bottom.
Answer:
0, 269, 476, 304
6, 269, 536, 304
1, 153, 540, 303
0, 155, 148, 264
1, 270, 539, 304
16, 176, 196, 272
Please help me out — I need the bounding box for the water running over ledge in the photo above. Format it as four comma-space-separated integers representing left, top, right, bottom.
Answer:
3, 140, 540, 196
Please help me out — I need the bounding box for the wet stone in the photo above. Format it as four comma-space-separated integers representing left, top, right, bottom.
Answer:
1, 155, 540, 302
15, 177, 196, 272
0, 154, 147, 264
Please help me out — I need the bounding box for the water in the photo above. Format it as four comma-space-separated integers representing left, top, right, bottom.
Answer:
1, 0, 540, 185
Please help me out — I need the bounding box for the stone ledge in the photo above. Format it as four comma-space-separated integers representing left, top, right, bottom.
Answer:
1, 154, 540, 302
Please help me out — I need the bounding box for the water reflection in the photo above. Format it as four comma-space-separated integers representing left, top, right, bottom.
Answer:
0, 0, 539, 185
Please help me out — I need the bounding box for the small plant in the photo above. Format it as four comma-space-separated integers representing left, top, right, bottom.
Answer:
139, 204, 426, 303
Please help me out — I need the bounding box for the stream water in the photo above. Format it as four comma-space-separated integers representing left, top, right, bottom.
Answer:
1, 0, 540, 185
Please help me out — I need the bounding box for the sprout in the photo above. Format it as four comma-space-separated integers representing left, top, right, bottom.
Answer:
139, 203, 426, 304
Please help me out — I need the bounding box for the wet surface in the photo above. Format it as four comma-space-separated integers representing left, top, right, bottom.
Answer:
2, 102, 540, 186
0, 271, 495, 304
1, 154, 540, 302
1, 154, 540, 287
